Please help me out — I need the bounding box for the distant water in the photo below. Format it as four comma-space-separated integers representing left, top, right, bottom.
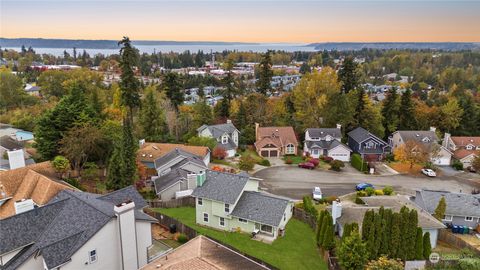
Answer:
5, 44, 317, 56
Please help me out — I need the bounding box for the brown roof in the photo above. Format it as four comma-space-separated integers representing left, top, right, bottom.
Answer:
453, 149, 479, 160
141, 236, 269, 270
0, 162, 74, 219
255, 126, 298, 149
451, 136, 480, 147
137, 143, 210, 163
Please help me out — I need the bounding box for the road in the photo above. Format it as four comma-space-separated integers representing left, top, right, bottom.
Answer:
254, 166, 477, 200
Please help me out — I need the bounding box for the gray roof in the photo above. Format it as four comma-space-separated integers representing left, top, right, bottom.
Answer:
231, 191, 290, 227
395, 130, 439, 145
217, 139, 238, 151
192, 170, 248, 204
154, 168, 189, 193
347, 127, 387, 145
0, 135, 23, 151
197, 123, 238, 139
305, 139, 351, 151
306, 128, 341, 139
0, 186, 155, 270
154, 148, 199, 169
413, 190, 480, 218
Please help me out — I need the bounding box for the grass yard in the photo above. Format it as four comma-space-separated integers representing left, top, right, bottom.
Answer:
283, 155, 304, 164
152, 207, 327, 270
211, 158, 235, 167
240, 149, 264, 163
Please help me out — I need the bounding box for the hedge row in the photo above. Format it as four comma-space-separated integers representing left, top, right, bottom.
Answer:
351, 153, 368, 172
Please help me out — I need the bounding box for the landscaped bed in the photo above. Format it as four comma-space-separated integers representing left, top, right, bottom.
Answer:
152, 207, 327, 270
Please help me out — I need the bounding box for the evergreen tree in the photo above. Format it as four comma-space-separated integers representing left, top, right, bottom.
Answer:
235, 101, 247, 130
398, 89, 417, 130
343, 223, 352, 239
433, 197, 447, 221
407, 210, 419, 260
215, 98, 230, 119
321, 213, 335, 250
256, 51, 273, 95
319, 212, 330, 246
118, 37, 141, 126
398, 207, 411, 261
106, 141, 127, 189
161, 72, 184, 109
337, 231, 368, 270
357, 92, 385, 138
367, 211, 380, 259
423, 232, 432, 260
415, 228, 424, 260
193, 100, 213, 128
381, 209, 393, 255
338, 56, 359, 94
139, 88, 167, 142
221, 59, 237, 103
381, 87, 400, 138
389, 213, 401, 259
361, 209, 374, 241
316, 210, 326, 244
122, 120, 138, 186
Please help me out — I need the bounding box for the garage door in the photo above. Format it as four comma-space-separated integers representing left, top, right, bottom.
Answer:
261, 150, 269, 157
270, 150, 278, 157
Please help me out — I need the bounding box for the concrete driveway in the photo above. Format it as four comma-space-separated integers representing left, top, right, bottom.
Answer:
254, 165, 476, 200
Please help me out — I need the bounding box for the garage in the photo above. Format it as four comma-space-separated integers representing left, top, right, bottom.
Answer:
261, 150, 269, 157
270, 150, 278, 157
260, 149, 278, 157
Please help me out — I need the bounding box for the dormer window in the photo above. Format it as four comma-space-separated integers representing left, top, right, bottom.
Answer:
221, 135, 228, 144
466, 144, 474, 150
422, 137, 430, 143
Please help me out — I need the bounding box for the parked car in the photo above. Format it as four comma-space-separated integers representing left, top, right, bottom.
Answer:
312, 187, 323, 200
421, 168, 437, 177
356, 183, 374, 191
298, 162, 315, 170
466, 166, 477, 173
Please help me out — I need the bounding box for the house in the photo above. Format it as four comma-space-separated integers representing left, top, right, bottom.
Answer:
0, 162, 74, 219
347, 127, 391, 161
137, 142, 210, 169
141, 235, 269, 270
153, 148, 208, 201
390, 128, 452, 166
0, 186, 157, 270
255, 124, 299, 158
330, 195, 445, 248
443, 133, 480, 168
303, 125, 352, 162
412, 189, 480, 228
197, 120, 240, 157
192, 170, 294, 242
24, 84, 41, 96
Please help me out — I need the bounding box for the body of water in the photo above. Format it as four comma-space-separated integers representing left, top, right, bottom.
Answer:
5, 44, 317, 56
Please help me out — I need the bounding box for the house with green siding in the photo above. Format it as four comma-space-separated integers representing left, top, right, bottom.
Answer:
191, 170, 294, 241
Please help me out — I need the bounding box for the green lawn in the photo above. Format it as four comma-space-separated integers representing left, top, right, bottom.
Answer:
282, 155, 304, 164
240, 149, 264, 163
152, 207, 327, 270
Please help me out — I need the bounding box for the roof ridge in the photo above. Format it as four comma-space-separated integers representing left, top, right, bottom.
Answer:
63, 190, 112, 217
243, 191, 289, 202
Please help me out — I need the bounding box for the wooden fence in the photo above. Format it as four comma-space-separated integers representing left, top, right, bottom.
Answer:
147, 196, 195, 208
293, 207, 317, 230
438, 229, 480, 256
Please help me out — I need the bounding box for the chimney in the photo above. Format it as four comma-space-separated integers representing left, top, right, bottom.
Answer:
114, 200, 139, 270
443, 133, 451, 148
430, 126, 436, 132
187, 172, 197, 188
139, 139, 145, 146
196, 171, 206, 187
255, 123, 260, 139
8, 150, 25, 170
226, 119, 232, 124
14, 199, 34, 214
336, 124, 342, 130
331, 200, 342, 225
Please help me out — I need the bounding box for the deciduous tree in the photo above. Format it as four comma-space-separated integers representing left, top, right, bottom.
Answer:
393, 140, 430, 168
433, 196, 446, 221
338, 231, 368, 270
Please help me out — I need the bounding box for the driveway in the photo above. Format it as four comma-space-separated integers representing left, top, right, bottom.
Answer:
254, 166, 476, 200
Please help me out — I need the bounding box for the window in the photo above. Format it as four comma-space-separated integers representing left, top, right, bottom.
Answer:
197, 198, 203, 206
89, 250, 97, 264
443, 215, 453, 221
239, 218, 248, 224
260, 224, 273, 233
203, 213, 209, 223
286, 144, 295, 154
465, 216, 473, 222
221, 135, 228, 144
219, 217, 225, 227
365, 141, 375, 149
225, 203, 230, 213
283, 213, 286, 221
466, 145, 473, 150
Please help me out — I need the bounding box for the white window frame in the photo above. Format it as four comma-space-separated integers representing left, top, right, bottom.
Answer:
219, 217, 225, 227
465, 216, 473, 222
197, 198, 203, 206
443, 215, 453, 221
221, 134, 228, 144
466, 145, 473, 150
233, 132, 238, 144
260, 224, 273, 234
224, 203, 230, 213
239, 218, 248, 224
203, 212, 209, 223
89, 249, 97, 264
286, 144, 295, 154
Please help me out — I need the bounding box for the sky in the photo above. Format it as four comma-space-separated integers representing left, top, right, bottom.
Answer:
1, 0, 480, 43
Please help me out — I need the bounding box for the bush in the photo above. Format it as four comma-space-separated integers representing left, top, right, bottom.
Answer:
355, 196, 365, 204
238, 156, 255, 171
374, 189, 384, 196
351, 153, 368, 172
177, 233, 189, 244
365, 187, 375, 196
365, 256, 403, 270
323, 156, 334, 163
308, 158, 320, 167
458, 258, 480, 270
64, 178, 85, 191
285, 158, 293, 164
385, 153, 395, 162
356, 190, 368, 197
212, 146, 228, 160
257, 159, 271, 166
424, 162, 437, 170
324, 196, 338, 204
383, 186, 394, 195
82, 162, 99, 180
452, 160, 464, 171
330, 160, 345, 171
302, 196, 318, 218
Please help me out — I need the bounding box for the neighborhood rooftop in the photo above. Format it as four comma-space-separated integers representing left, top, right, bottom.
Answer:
348, 127, 384, 143
137, 142, 209, 162
192, 170, 249, 205
306, 128, 341, 138
414, 189, 480, 218
153, 148, 205, 169
197, 122, 239, 138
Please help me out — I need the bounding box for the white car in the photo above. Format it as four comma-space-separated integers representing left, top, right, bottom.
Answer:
421, 168, 436, 177
312, 187, 323, 200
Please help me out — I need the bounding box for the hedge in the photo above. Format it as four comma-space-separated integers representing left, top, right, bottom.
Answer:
351, 153, 368, 172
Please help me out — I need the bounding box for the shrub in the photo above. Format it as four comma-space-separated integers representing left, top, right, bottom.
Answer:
374, 189, 384, 196
323, 156, 334, 163
257, 159, 271, 166
238, 156, 255, 171
385, 153, 395, 162
383, 186, 394, 195
452, 160, 464, 171
424, 162, 436, 170
458, 258, 480, 270
212, 146, 227, 160
355, 196, 365, 204
365, 256, 403, 270
309, 158, 320, 167
324, 196, 338, 204
177, 233, 188, 244
356, 190, 368, 197
365, 187, 375, 196
285, 158, 293, 164
330, 160, 345, 171
64, 178, 84, 191
302, 196, 318, 218
82, 162, 99, 180
351, 153, 368, 172
52, 155, 70, 175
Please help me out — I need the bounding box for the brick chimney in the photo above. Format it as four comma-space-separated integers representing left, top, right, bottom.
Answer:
114, 200, 139, 270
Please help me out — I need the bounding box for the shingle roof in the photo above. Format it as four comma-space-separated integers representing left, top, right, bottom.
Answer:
395, 130, 438, 145
306, 128, 341, 139
453, 149, 479, 160
154, 148, 206, 169
154, 168, 189, 193
230, 191, 290, 227
413, 189, 480, 218
0, 135, 23, 151
305, 139, 351, 151
137, 143, 209, 163
198, 123, 239, 139
192, 170, 248, 204
255, 126, 298, 149
0, 186, 155, 270
451, 136, 480, 147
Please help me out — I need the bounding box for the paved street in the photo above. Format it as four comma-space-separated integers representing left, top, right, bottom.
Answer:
254, 166, 478, 200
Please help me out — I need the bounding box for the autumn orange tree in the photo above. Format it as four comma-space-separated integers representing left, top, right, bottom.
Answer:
393, 140, 430, 169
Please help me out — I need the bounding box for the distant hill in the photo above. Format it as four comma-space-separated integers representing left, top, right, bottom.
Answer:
307, 42, 480, 51
0, 38, 258, 49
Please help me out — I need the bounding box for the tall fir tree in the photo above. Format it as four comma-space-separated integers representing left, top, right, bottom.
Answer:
118, 37, 140, 126
361, 209, 374, 241
398, 89, 417, 130
433, 197, 446, 221
161, 72, 184, 109
322, 213, 335, 250
338, 56, 359, 94
407, 209, 419, 260
139, 88, 167, 142
316, 210, 326, 244
256, 50, 273, 95
389, 213, 401, 259
423, 232, 432, 260
337, 232, 368, 270
415, 228, 424, 260
122, 120, 138, 186
106, 141, 127, 189
381, 87, 400, 138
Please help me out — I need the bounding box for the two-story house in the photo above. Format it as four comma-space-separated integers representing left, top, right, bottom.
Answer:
390, 128, 452, 166
412, 189, 480, 228
137, 142, 210, 170
303, 125, 352, 162
443, 133, 480, 168
197, 120, 240, 157
0, 186, 157, 270
255, 124, 299, 158
192, 170, 294, 241
347, 127, 391, 161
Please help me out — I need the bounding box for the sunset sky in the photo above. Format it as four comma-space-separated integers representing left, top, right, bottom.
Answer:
1, 0, 480, 43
